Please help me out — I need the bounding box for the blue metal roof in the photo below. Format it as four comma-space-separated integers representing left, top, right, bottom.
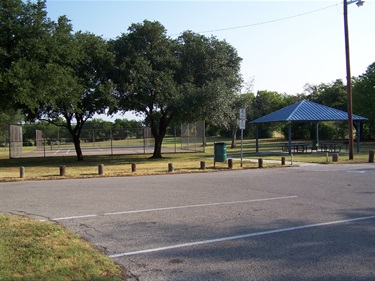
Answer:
250, 100, 367, 123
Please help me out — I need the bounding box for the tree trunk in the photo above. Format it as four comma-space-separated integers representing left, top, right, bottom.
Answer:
231, 127, 238, 149
149, 115, 169, 159
152, 135, 163, 158
72, 134, 84, 161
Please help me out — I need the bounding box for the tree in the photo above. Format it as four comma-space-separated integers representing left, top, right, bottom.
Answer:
111, 21, 242, 158
110, 21, 178, 158
207, 93, 253, 148
111, 119, 144, 140
8, 16, 115, 160
226, 94, 253, 148
251, 90, 287, 138
112, 119, 144, 130
0, 0, 51, 111
305, 80, 348, 139
353, 62, 375, 140
305, 79, 347, 111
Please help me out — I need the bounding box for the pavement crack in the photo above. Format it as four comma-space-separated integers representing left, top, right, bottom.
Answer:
125, 270, 140, 281
78, 223, 102, 239
124, 258, 146, 281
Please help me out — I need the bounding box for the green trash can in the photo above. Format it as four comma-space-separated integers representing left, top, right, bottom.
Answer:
214, 142, 227, 164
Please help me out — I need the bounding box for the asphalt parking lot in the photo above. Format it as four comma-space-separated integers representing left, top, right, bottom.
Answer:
1, 163, 374, 280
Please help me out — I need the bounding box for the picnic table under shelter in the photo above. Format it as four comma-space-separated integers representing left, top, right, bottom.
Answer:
249, 100, 368, 155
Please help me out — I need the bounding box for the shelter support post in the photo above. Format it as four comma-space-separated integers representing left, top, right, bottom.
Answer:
256, 124, 259, 153
356, 121, 360, 153
288, 123, 292, 155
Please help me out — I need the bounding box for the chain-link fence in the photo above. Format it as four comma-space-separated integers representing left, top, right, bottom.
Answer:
181, 121, 205, 152
9, 125, 23, 158
7, 122, 205, 158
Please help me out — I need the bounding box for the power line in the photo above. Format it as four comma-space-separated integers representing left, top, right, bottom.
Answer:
171, 2, 339, 36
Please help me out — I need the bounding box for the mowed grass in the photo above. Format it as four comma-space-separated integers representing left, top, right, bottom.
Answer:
0, 214, 124, 281
0, 138, 374, 280
0, 151, 262, 181
0, 138, 374, 181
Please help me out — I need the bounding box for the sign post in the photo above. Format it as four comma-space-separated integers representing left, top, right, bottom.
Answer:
239, 109, 246, 167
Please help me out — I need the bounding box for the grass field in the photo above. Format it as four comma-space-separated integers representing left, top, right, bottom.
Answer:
1, 138, 374, 182
0, 214, 124, 281
1, 137, 374, 280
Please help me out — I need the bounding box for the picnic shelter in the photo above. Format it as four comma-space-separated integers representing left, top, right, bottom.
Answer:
249, 100, 368, 154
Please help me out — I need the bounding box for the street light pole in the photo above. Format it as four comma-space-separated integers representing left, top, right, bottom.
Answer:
343, 0, 364, 160
343, 0, 354, 160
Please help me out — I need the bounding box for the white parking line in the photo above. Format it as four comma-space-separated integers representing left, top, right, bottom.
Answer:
104, 196, 298, 216
41, 196, 297, 222
109, 215, 375, 258
39, 214, 98, 222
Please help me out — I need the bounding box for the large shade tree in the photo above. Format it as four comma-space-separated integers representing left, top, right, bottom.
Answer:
0, 0, 50, 111
8, 15, 115, 160
111, 20, 242, 158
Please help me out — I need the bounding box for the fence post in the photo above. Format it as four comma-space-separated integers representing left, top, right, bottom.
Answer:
110, 129, 113, 156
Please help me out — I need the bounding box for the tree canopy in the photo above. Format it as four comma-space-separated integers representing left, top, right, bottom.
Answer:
353, 62, 375, 140
2, 1, 115, 160
1, 1, 375, 160
0, 0, 51, 110
111, 20, 242, 158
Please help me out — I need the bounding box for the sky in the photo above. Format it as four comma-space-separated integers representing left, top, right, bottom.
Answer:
44, 0, 375, 120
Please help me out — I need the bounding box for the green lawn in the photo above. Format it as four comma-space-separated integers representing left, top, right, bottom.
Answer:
1, 138, 374, 181
0, 214, 124, 281
0, 137, 373, 280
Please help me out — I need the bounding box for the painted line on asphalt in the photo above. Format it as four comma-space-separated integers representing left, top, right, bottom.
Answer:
109, 215, 375, 258
103, 196, 298, 216
40, 214, 98, 222
344, 169, 372, 174
40, 196, 297, 222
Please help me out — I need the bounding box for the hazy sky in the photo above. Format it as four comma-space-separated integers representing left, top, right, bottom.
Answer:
45, 0, 375, 119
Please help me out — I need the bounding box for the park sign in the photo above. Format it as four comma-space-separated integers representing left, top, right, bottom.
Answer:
239, 108, 246, 129
239, 119, 246, 130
